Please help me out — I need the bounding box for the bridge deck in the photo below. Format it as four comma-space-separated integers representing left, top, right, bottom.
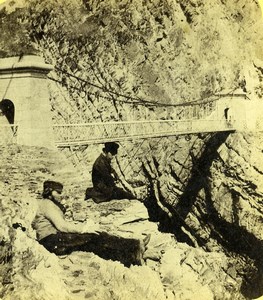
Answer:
53, 119, 235, 147
2, 94, 253, 147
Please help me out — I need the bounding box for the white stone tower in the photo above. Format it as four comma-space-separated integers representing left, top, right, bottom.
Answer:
0, 55, 55, 149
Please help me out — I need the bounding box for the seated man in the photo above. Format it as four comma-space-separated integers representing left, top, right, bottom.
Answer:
32, 180, 150, 267
85, 142, 136, 203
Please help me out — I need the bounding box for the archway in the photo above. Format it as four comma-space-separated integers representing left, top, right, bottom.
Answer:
0, 99, 15, 125
0, 99, 15, 143
0, 55, 55, 148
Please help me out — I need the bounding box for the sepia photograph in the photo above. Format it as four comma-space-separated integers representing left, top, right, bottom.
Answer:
0, 0, 263, 299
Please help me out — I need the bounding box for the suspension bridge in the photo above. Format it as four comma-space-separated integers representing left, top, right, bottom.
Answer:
0, 92, 257, 147
52, 94, 247, 147
0, 55, 261, 149
53, 116, 234, 147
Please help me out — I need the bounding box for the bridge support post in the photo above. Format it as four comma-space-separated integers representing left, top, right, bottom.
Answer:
0, 55, 55, 149
216, 95, 263, 132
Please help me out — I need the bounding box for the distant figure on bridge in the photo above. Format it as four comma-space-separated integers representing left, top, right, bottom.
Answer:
85, 142, 136, 203
224, 108, 230, 120
224, 107, 233, 127
32, 180, 149, 267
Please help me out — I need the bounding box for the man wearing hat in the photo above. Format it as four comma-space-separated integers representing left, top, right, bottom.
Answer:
86, 142, 136, 203
32, 180, 149, 267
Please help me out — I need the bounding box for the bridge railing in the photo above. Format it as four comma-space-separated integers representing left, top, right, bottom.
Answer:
174, 101, 216, 120
53, 119, 235, 146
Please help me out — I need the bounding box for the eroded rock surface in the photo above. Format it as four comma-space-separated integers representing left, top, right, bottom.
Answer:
0, 144, 253, 300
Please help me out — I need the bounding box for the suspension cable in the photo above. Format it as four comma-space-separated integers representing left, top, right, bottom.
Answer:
49, 65, 243, 109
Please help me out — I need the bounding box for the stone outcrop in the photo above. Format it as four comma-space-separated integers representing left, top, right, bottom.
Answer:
135, 132, 263, 299
0, 145, 251, 300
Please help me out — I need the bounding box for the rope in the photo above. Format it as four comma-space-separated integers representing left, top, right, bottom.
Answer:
48, 76, 143, 105
49, 66, 243, 109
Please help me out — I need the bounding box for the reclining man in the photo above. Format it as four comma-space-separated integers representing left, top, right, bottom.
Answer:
85, 142, 136, 203
32, 180, 150, 267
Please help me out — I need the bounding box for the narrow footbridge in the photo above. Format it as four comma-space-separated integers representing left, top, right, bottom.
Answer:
1, 55, 260, 149
2, 94, 259, 148
53, 119, 235, 147
53, 95, 248, 147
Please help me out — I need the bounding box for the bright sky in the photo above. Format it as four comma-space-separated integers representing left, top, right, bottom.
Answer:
0, 0, 262, 12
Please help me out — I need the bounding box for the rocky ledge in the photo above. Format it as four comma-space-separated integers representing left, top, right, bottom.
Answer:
0, 144, 253, 300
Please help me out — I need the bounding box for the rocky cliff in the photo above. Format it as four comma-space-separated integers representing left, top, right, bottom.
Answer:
0, 144, 255, 300
1, 0, 263, 299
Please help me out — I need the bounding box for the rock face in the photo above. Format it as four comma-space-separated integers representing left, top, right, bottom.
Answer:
1, 0, 263, 122
1, 0, 263, 299
137, 132, 263, 298
0, 145, 252, 300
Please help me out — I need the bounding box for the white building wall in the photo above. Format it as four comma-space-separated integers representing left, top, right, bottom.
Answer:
0, 55, 55, 149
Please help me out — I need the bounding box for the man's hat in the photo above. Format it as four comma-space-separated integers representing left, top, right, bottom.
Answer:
43, 180, 63, 194
104, 142, 119, 155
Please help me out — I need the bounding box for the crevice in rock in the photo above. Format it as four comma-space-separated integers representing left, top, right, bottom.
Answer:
231, 190, 240, 225
170, 132, 230, 229
143, 132, 232, 247
179, 2, 194, 24
0, 236, 15, 297
143, 130, 263, 298
203, 182, 263, 299
170, 168, 184, 186
253, 165, 263, 176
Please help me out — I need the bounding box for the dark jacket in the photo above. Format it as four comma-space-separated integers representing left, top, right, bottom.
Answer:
90, 153, 116, 201
86, 153, 135, 203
